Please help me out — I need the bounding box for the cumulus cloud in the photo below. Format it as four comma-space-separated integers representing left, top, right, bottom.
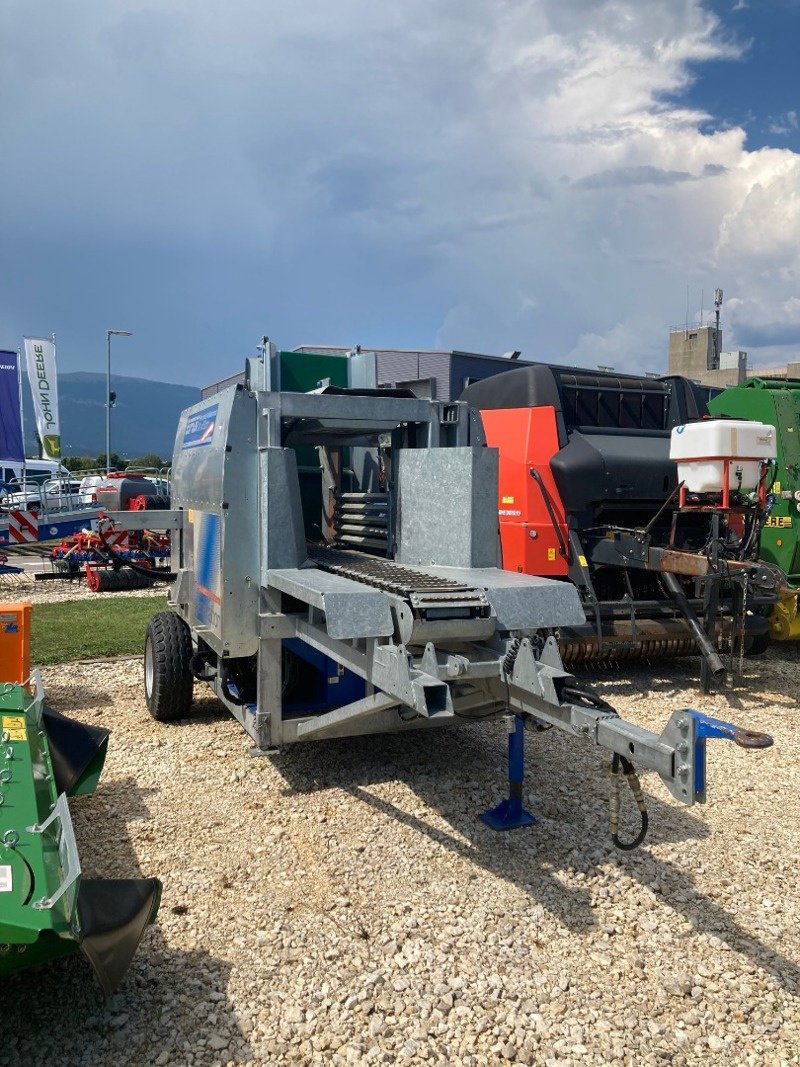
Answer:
0, 0, 797, 382
768, 110, 799, 136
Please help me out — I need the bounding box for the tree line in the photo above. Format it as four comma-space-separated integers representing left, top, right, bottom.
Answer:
61, 452, 167, 473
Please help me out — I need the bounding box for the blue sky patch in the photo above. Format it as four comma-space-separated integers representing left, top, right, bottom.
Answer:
680, 1, 800, 152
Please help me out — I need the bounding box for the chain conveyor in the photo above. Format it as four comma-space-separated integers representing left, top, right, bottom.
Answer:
308, 545, 491, 613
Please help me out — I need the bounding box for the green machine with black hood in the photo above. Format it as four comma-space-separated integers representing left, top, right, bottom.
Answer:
0, 673, 161, 994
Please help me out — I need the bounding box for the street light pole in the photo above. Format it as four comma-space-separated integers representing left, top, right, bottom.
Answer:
106, 329, 132, 474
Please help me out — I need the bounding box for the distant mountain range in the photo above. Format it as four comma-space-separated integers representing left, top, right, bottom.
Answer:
22, 371, 200, 460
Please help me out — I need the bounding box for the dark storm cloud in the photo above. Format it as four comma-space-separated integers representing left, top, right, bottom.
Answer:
0, 0, 795, 387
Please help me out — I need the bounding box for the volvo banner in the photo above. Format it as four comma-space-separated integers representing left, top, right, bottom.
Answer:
23, 337, 61, 459
0, 350, 24, 461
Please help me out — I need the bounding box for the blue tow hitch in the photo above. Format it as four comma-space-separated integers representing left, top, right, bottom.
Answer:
679, 709, 773, 803
481, 706, 773, 846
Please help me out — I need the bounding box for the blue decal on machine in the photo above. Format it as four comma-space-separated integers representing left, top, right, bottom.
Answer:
183, 404, 218, 449
195, 512, 222, 632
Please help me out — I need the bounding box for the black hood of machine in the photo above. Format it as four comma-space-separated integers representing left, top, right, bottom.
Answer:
551, 429, 677, 528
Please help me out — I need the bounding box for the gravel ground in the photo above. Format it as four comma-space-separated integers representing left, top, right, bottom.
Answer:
2, 650, 798, 1066
0, 569, 168, 604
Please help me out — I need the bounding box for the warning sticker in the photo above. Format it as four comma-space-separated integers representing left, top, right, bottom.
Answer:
578, 554, 588, 567
501, 496, 515, 505
0, 865, 12, 892
547, 548, 556, 561
774, 481, 782, 494
2, 716, 27, 742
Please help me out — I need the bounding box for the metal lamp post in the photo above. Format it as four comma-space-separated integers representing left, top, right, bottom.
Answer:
106, 329, 132, 474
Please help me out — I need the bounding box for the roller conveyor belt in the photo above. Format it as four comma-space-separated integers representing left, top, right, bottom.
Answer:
308, 546, 489, 610
559, 616, 736, 664
561, 637, 698, 663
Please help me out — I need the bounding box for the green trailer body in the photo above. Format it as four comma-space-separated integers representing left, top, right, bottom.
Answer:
0, 674, 161, 994
708, 378, 800, 640
709, 378, 800, 584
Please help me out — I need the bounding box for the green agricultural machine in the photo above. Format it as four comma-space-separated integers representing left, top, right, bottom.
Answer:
709, 377, 800, 642
0, 673, 161, 994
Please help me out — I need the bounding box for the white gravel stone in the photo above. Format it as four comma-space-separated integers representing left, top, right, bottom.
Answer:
0, 650, 798, 1066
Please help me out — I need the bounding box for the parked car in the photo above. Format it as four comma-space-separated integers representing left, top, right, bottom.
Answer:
1, 478, 83, 512
44, 479, 83, 505
0, 459, 67, 496
78, 475, 107, 506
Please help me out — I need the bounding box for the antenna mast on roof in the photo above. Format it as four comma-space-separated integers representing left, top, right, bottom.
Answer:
713, 287, 723, 370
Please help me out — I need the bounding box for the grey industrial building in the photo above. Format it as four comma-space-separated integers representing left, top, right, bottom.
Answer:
203, 329, 798, 401
202, 346, 527, 402
667, 324, 748, 387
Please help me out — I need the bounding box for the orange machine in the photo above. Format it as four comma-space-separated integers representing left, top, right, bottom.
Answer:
480, 406, 569, 578
0, 601, 32, 682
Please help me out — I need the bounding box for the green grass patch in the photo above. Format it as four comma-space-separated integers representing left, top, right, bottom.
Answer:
32, 596, 165, 665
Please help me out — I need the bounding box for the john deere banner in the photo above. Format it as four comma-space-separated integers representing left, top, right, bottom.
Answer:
23, 337, 61, 459
0, 350, 24, 461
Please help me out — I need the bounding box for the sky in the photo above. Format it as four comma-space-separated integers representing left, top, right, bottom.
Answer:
1, 0, 799, 386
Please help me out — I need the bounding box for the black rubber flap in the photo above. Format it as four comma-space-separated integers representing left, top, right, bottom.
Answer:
78, 878, 162, 997
42, 706, 110, 796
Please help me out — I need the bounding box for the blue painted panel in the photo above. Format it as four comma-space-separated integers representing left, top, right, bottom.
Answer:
182, 404, 218, 449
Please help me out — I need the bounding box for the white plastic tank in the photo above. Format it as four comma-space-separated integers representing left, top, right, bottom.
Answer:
670, 420, 776, 494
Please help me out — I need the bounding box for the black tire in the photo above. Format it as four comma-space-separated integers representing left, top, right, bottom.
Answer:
744, 629, 771, 657
96, 569, 155, 592
743, 608, 772, 658
144, 612, 193, 721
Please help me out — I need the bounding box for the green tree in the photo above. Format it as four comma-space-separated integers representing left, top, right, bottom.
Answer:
62, 455, 96, 472
127, 453, 164, 469
96, 452, 127, 471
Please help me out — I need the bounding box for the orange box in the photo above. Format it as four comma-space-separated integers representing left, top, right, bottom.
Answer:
0, 602, 32, 684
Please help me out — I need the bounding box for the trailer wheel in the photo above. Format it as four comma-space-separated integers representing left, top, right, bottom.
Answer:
144, 612, 193, 722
